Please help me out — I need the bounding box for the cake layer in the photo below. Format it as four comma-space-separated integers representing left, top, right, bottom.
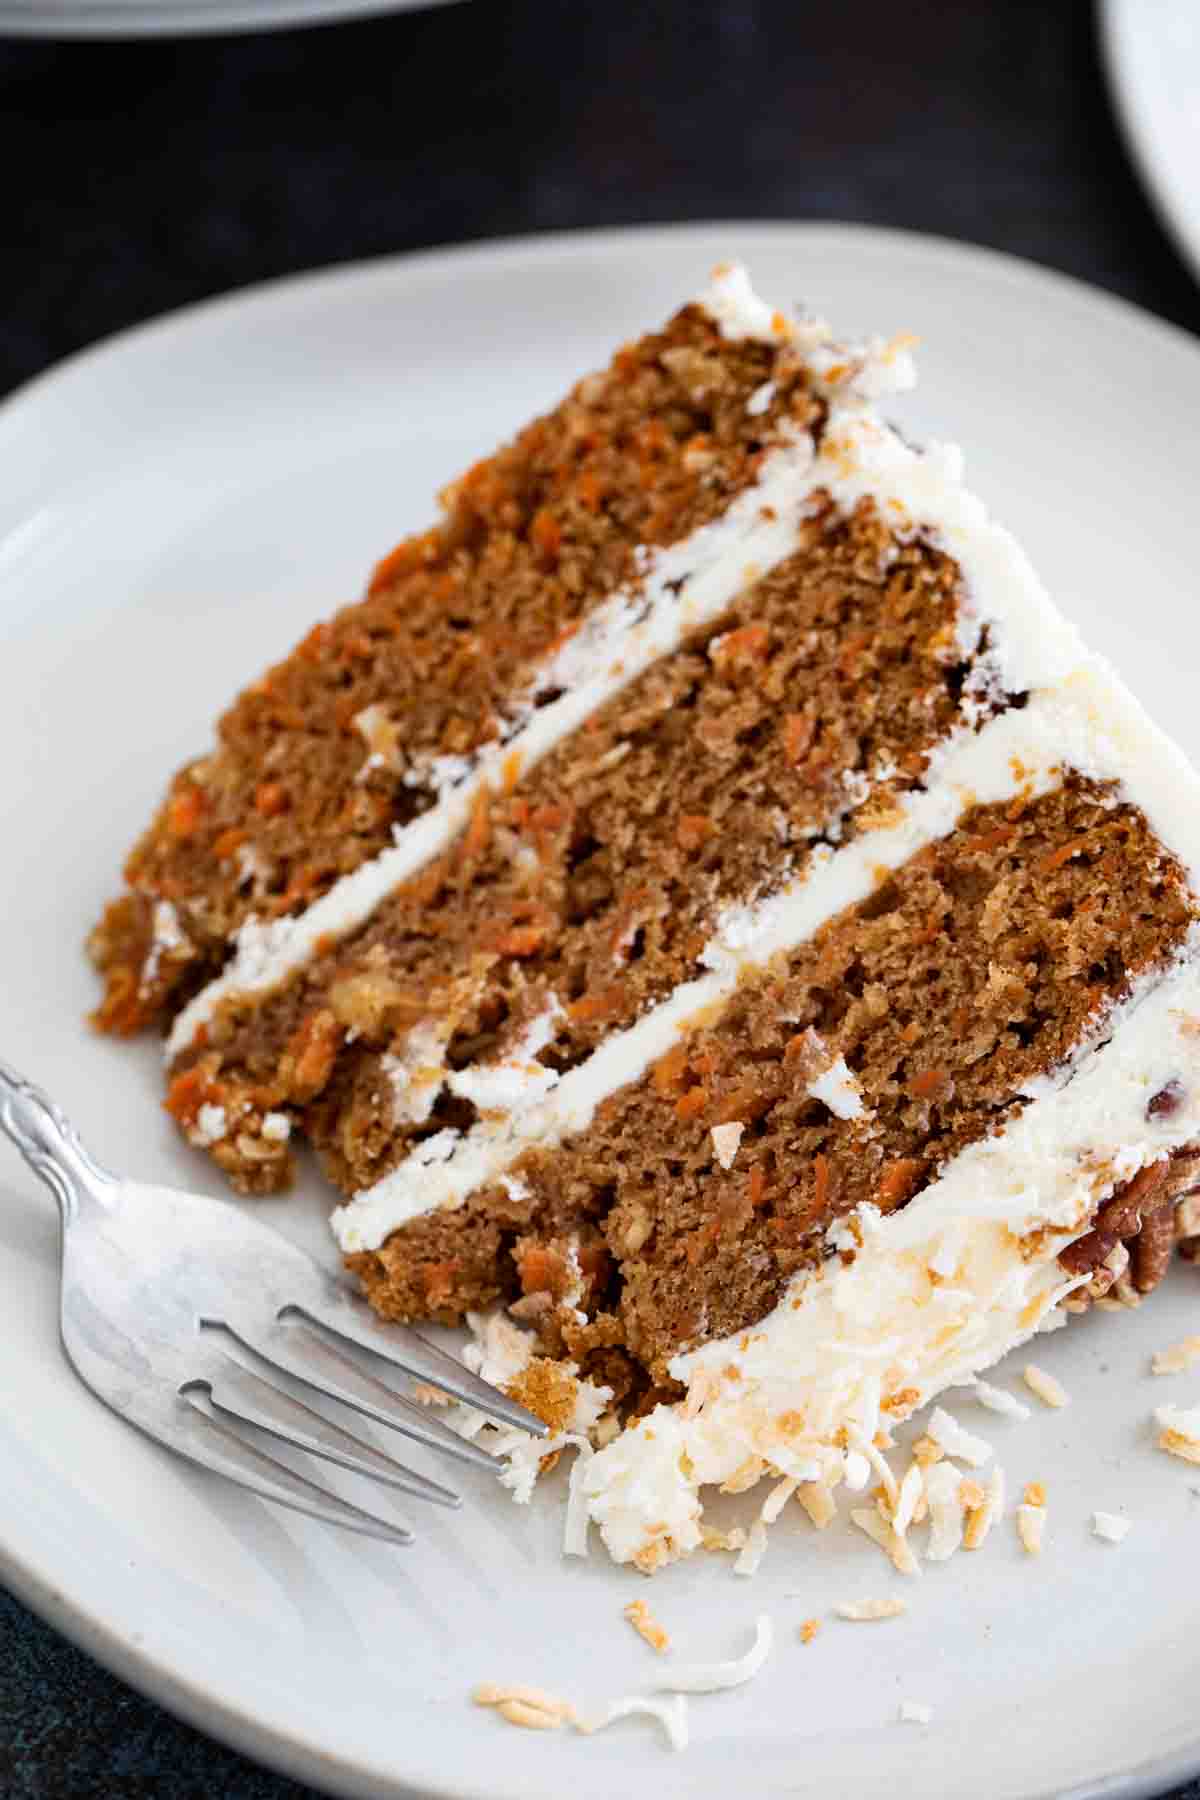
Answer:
88, 293, 820, 1038
582, 961, 1200, 1569
345, 768, 1194, 1385
166, 495, 992, 1193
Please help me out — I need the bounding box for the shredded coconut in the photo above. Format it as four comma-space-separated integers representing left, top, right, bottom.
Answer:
807, 1056, 865, 1120
924, 1461, 966, 1562
760, 1475, 798, 1524
472, 1683, 575, 1730
733, 1520, 768, 1577
835, 1597, 907, 1622
926, 1407, 993, 1467
1152, 1337, 1200, 1376
851, 1507, 920, 1575
579, 1694, 688, 1752
1091, 1510, 1131, 1544
892, 1463, 923, 1536
1023, 1364, 1069, 1409
710, 1121, 745, 1169
193, 1103, 227, 1146
1017, 1502, 1046, 1555
797, 1481, 837, 1529
563, 1442, 594, 1557
653, 1615, 772, 1693
899, 1701, 934, 1725
969, 1378, 1031, 1421
624, 1599, 670, 1653
1156, 1403, 1200, 1463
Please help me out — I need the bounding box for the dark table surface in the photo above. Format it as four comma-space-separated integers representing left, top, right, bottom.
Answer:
2, 1, 1199, 1794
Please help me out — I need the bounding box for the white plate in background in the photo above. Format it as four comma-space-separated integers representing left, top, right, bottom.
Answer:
0, 0, 457, 39
1103, 0, 1200, 282
3, 224, 1200, 1799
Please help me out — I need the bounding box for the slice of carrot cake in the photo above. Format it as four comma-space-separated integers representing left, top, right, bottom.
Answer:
88, 264, 1200, 1569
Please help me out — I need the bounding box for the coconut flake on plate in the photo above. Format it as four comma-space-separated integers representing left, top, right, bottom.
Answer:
653, 1615, 773, 1693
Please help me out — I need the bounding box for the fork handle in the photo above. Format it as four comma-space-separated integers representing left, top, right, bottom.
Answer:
0, 1057, 116, 1222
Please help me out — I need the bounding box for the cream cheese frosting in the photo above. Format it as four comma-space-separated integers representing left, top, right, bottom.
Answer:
582, 955, 1200, 1567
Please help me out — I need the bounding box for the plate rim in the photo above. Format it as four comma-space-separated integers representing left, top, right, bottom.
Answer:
1100, 0, 1200, 285
0, 0, 455, 41
5, 219, 1200, 1800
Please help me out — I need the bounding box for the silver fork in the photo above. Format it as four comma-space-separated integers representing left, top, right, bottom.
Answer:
0, 1059, 546, 1545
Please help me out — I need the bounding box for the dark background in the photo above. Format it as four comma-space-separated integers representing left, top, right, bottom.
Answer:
1, 0, 1198, 1793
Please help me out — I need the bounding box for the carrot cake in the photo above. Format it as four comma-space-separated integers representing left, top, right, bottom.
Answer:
88, 264, 1200, 1570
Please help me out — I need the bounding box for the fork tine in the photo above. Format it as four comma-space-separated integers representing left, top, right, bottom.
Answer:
224, 1318, 504, 1473
289, 1296, 549, 1436
206, 1353, 462, 1509
176, 1385, 414, 1545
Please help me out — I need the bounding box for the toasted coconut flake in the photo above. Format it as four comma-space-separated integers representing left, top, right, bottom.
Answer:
899, 1701, 934, 1725
654, 1615, 773, 1693
624, 1599, 670, 1654
473, 1683, 576, 1730
700, 1524, 748, 1554
835, 1597, 907, 1622
1023, 1364, 1069, 1409
798, 1481, 837, 1529
850, 1430, 899, 1505
1156, 1403, 1200, 1463
1091, 1510, 1131, 1544
924, 1461, 966, 1562
1022, 1480, 1046, 1507
1153, 1337, 1200, 1376
760, 1476, 798, 1524
911, 1434, 942, 1466
926, 1407, 993, 1468
963, 1465, 1004, 1551
800, 1618, 820, 1645
733, 1519, 769, 1577
843, 1450, 872, 1492
851, 1507, 920, 1576
970, 1378, 1032, 1421
892, 1463, 924, 1536
579, 1694, 688, 1752
1017, 1503, 1046, 1555
721, 1455, 765, 1494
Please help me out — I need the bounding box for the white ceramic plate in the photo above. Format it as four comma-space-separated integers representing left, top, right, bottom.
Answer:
3, 224, 1200, 1800
1103, 0, 1200, 283
0, 0, 457, 39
